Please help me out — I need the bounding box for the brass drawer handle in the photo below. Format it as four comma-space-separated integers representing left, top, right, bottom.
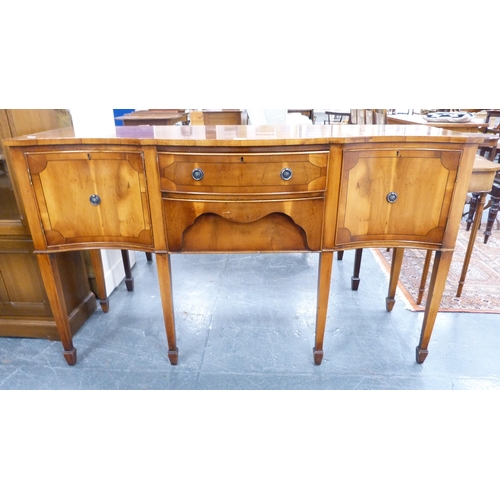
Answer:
386, 192, 398, 203
192, 168, 204, 181
89, 194, 101, 206
280, 168, 293, 181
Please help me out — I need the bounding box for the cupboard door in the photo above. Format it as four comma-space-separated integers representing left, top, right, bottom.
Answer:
25, 151, 153, 249
0, 160, 22, 222
336, 148, 462, 247
0, 239, 52, 317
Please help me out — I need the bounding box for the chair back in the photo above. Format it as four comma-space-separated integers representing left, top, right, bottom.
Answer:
486, 110, 500, 133
350, 109, 387, 124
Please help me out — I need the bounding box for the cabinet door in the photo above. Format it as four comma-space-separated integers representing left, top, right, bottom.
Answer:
0, 160, 22, 223
0, 239, 52, 318
25, 151, 153, 249
336, 148, 462, 247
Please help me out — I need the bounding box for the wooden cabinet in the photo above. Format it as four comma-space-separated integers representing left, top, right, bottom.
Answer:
0, 110, 96, 340
3, 125, 482, 365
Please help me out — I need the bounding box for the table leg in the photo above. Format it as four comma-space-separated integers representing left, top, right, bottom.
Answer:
417, 250, 433, 305
313, 251, 334, 365
37, 253, 77, 365
121, 250, 134, 291
416, 250, 453, 363
89, 249, 109, 312
386, 247, 404, 312
351, 248, 363, 291
156, 253, 178, 365
457, 192, 487, 297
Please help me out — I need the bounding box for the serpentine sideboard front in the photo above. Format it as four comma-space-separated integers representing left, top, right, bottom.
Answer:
2, 124, 482, 366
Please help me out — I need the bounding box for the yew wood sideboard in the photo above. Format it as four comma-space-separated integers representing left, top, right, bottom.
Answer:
2, 124, 483, 366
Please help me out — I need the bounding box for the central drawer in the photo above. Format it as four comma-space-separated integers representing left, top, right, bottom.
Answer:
158, 152, 328, 195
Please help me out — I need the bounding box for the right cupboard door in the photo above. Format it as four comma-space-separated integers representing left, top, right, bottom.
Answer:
335, 148, 462, 247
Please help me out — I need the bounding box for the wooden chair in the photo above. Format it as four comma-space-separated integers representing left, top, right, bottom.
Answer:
484, 110, 500, 133
477, 110, 500, 161
0, 153, 6, 176
482, 171, 500, 243
324, 110, 351, 124
470, 111, 500, 242
350, 109, 387, 124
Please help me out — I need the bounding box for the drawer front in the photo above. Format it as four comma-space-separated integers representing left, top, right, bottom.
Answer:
25, 151, 153, 249
336, 148, 462, 246
158, 152, 328, 194
163, 197, 325, 252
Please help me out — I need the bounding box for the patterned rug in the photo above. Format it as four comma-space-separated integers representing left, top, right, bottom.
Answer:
373, 219, 500, 313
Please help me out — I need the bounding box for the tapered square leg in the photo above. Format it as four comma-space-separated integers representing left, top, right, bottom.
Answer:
313, 252, 334, 366
121, 250, 134, 291
313, 348, 324, 365
351, 248, 363, 291
89, 249, 110, 313
37, 253, 77, 366
416, 347, 428, 364
64, 348, 77, 366
386, 248, 404, 312
168, 348, 179, 365
457, 193, 487, 297
416, 251, 453, 364
156, 253, 179, 365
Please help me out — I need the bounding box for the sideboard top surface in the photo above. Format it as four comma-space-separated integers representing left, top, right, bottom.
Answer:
2, 124, 485, 148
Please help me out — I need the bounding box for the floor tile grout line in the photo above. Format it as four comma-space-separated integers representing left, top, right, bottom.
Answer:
195, 254, 231, 388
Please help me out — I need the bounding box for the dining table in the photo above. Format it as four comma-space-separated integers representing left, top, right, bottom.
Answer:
387, 113, 488, 133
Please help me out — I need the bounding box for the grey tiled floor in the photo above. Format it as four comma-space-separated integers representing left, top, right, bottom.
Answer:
1, 248, 500, 390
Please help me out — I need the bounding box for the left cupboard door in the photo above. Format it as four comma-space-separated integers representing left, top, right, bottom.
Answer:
25, 151, 154, 250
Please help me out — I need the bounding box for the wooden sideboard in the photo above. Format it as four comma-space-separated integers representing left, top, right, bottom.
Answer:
0, 110, 96, 340
2, 124, 482, 366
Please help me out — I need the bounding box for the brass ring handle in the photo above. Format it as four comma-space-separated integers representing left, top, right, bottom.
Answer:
192, 168, 204, 181
89, 194, 101, 206
280, 168, 293, 181
386, 192, 398, 203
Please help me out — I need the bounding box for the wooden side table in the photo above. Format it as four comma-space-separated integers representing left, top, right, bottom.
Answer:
416, 156, 499, 300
